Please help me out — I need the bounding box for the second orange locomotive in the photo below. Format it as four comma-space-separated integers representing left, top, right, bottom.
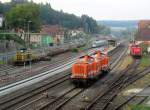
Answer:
71, 51, 110, 84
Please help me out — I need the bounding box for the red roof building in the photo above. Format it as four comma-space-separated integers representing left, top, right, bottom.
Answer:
137, 20, 150, 41
40, 25, 65, 45
41, 25, 64, 37
138, 20, 150, 30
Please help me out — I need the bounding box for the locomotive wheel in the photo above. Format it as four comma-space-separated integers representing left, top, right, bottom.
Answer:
82, 80, 89, 87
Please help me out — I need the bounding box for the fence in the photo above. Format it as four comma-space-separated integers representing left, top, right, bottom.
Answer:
0, 51, 16, 65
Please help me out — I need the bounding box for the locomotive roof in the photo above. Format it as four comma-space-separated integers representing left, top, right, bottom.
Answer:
76, 55, 94, 63
79, 55, 94, 59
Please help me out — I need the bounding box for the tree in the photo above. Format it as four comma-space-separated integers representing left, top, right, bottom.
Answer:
98, 25, 111, 35
2, 1, 107, 34
5, 3, 40, 32
81, 15, 100, 33
0, 2, 3, 14
39, 3, 81, 29
0, 2, 12, 14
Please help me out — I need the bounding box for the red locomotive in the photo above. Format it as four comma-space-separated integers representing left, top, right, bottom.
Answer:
71, 51, 110, 84
130, 43, 142, 57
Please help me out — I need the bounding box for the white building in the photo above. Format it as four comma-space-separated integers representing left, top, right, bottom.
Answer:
0, 15, 3, 27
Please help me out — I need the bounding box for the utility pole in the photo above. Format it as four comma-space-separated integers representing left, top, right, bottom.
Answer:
27, 20, 32, 70
27, 20, 32, 48
23, 19, 26, 41
132, 30, 135, 43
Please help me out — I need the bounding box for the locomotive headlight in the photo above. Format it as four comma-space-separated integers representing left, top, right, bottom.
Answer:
71, 75, 74, 78
83, 74, 87, 78
92, 44, 96, 47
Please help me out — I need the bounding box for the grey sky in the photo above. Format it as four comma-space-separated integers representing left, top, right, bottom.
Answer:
1, 0, 150, 20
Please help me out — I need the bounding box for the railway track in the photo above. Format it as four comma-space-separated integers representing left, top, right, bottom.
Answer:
0, 43, 123, 81
85, 60, 140, 110
0, 65, 18, 74
38, 88, 84, 110
24, 45, 127, 110
0, 48, 97, 87
0, 52, 73, 78
0, 44, 123, 87
113, 68, 150, 110
113, 85, 150, 110
16, 86, 78, 110
33, 45, 127, 110
42, 44, 149, 110
0, 44, 127, 110
85, 61, 150, 110
136, 96, 149, 105
0, 56, 72, 81
0, 73, 70, 110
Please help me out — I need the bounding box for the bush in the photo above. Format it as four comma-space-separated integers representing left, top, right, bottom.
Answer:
0, 60, 4, 65
140, 42, 149, 54
71, 48, 79, 52
130, 105, 150, 110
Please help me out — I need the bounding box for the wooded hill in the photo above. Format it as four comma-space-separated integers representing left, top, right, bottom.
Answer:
0, 1, 110, 34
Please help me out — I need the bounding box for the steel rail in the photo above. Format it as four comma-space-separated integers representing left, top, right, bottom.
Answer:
85, 60, 140, 110
0, 43, 124, 109
37, 45, 127, 110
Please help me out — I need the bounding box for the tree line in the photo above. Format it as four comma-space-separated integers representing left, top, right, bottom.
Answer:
0, 0, 110, 34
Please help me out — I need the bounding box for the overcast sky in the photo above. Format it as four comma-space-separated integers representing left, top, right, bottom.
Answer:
1, 0, 150, 20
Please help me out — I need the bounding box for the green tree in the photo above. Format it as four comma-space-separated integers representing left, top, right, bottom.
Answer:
98, 25, 111, 35
1, 1, 107, 34
39, 3, 81, 29
81, 15, 100, 33
5, 3, 40, 32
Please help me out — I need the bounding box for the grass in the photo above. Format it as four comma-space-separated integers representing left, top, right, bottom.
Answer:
138, 42, 150, 70
139, 55, 150, 70
0, 60, 4, 65
118, 55, 133, 71
129, 104, 150, 110
71, 44, 87, 53
71, 48, 79, 53
78, 46, 87, 51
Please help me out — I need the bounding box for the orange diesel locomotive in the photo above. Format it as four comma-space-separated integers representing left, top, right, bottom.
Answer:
71, 51, 110, 84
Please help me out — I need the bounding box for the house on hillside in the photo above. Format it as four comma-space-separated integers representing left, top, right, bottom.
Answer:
68, 28, 84, 36
29, 33, 42, 47
41, 25, 65, 45
18, 25, 65, 47
64, 28, 84, 42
